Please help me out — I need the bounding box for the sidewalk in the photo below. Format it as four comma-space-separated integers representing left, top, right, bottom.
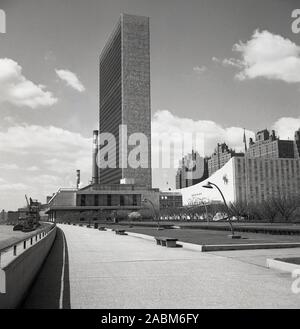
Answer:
23, 224, 300, 309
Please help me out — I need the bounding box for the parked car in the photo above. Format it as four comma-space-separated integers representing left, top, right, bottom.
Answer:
212, 212, 228, 221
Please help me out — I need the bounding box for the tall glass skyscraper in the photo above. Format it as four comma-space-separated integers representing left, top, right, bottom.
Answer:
99, 14, 152, 187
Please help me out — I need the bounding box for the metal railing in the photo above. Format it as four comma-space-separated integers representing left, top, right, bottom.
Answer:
0, 223, 56, 269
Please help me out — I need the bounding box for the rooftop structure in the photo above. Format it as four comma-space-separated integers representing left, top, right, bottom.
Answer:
247, 129, 295, 159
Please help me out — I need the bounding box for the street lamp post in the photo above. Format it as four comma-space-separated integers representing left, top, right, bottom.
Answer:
202, 181, 240, 238
142, 198, 161, 230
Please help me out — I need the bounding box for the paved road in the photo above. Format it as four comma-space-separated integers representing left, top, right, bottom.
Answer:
23, 224, 300, 309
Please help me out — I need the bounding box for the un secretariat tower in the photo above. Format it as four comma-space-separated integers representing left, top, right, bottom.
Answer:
99, 14, 152, 188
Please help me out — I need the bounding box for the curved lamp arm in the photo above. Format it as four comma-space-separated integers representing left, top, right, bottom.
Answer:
204, 182, 234, 235
208, 182, 229, 210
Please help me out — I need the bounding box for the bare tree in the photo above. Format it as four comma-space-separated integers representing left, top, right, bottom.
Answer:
198, 203, 223, 221
247, 202, 265, 222
186, 205, 205, 221
228, 201, 248, 221
260, 199, 278, 223
273, 195, 299, 222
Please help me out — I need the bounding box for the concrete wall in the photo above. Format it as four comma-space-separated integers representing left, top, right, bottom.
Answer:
178, 158, 236, 205
235, 157, 300, 203
0, 226, 57, 309
178, 156, 300, 205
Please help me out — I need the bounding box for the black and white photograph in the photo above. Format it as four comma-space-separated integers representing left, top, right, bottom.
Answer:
1, 0, 300, 315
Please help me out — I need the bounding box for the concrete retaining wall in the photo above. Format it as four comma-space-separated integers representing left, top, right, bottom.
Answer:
267, 258, 300, 273
0, 226, 57, 309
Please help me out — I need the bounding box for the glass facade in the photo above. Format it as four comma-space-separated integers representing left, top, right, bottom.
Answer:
77, 194, 141, 207
99, 21, 122, 184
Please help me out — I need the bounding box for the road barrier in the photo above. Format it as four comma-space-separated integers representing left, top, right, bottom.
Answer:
0, 224, 57, 308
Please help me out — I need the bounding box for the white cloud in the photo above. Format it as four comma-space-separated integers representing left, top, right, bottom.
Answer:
193, 65, 207, 74
0, 164, 40, 171
212, 56, 242, 68
0, 182, 29, 191
44, 51, 56, 63
224, 30, 300, 83
222, 58, 243, 68
212, 56, 220, 63
0, 124, 92, 209
272, 117, 300, 139
26, 166, 39, 172
0, 124, 91, 156
0, 124, 92, 178
152, 110, 254, 160
0, 58, 58, 109
55, 69, 85, 92
3, 116, 16, 125
0, 164, 19, 170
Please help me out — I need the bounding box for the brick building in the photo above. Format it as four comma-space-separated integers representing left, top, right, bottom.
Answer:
247, 129, 295, 159
207, 143, 244, 177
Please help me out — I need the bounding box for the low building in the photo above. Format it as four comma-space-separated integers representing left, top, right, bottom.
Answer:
46, 184, 160, 223
179, 156, 300, 205
160, 191, 183, 209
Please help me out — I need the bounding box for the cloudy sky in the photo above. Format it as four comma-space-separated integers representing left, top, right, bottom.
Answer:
1, 0, 300, 210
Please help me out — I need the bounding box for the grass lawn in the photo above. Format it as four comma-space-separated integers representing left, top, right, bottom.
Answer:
103, 224, 300, 246
275, 258, 300, 265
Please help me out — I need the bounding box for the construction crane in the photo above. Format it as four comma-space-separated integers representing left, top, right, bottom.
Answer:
13, 195, 41, 232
